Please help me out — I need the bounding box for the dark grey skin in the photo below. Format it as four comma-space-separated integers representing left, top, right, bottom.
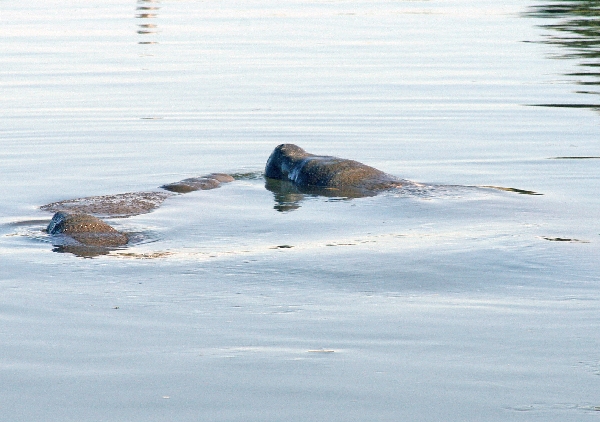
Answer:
265, 144, 407, 196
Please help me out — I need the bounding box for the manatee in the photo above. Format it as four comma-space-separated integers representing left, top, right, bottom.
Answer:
41, 191, 173, 218
265, 144, 407, 196
161, 173, 235, 193
39, 172, 234, 255
47, 212, 128, 248
40, 173, 235, 218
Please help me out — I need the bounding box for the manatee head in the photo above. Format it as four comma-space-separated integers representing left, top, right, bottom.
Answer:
265, 144, 311, 181
47, 211, 70, 234
47, 212, 128, 248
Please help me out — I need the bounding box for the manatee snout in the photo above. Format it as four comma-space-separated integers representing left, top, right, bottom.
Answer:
47, 212, 128, 248
265, 144, 310, 180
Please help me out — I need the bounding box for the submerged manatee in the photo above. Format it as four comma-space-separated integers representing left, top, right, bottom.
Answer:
39, 172, 234, 255
40, 173, 235, 219
41, 191, 173, 218
265, 144, 407, 196
161, 173, 235, 193
47, 212, 128, 248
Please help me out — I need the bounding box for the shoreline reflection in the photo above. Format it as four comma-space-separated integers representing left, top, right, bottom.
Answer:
136, 0, 160, 44
527, 1, 600, 111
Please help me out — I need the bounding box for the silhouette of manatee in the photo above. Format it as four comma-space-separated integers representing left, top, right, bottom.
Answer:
265, 144, 406, 196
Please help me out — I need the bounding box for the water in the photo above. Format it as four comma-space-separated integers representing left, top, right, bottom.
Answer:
1, 0, 600, 420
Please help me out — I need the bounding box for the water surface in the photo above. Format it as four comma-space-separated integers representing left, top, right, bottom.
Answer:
1, 0, 600, 420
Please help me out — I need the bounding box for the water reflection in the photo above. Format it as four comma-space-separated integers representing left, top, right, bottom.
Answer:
527, 1, 600, 111
52, 244, 121, 258
265, 178, 371, 212
265, 177, 543, 212
136, 0, 160, 44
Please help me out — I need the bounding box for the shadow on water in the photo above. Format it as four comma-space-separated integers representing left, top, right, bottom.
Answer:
526, 1, 600, 111
136, 0, 160, 44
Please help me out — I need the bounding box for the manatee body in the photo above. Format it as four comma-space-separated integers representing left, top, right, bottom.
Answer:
41, 191, 172, 218
161, 173, 235, 193
41, 173, 235, 219
265, 144, 403, 195
47, 212, 128, 248
40, 171, 234, 255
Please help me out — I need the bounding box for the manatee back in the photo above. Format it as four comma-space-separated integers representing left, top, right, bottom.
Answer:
265, 143, 400, 192
296, 157, 392, 188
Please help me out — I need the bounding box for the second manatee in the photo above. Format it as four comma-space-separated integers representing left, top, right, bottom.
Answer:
47, 212, 128, 248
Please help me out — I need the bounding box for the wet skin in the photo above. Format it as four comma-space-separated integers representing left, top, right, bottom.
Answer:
265, 144, 405, 195
41, 173, 235, 256
41, 174, 235, 218
46, 212, 128, 257
161, 173, 235, 194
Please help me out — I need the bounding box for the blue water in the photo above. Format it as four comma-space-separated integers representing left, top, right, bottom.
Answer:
1, 0, 600, 420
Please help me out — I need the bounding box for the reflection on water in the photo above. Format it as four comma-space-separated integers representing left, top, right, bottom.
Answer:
52, 230, 159, 258
527, 1, 600, 111
542, 236, 589, 243
136, 0, 159, 44
52, 244, 121, 258
265, 177, 375, 212
263, 177, 540, 212
480, 185, 543, 195
549, 155, 600, 159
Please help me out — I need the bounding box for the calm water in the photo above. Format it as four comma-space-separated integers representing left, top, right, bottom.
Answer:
1, 0, 600, 420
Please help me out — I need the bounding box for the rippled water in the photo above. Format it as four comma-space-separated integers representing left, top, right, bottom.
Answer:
1, 0, 600, 420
